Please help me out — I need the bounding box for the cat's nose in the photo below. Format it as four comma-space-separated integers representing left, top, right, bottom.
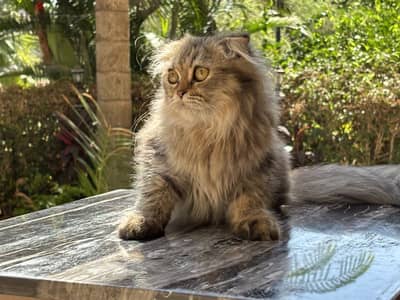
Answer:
177, 89, 188, 98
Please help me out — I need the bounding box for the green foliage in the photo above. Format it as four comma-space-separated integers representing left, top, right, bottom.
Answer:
0, 0, 95, 85
12, 174, 85, 216
212, 0, 312, 64
47, 25, 79, 68
0, 15, 33, 37
146, 0, 224, 38
48, 0, 96, 81
0, 1, 39, 82
57, 88, 134, 196
0, 24, 41, 86
0, 81, 134, 219
0, 81, 83, 219
280, 0, 400, 165
282, 67, 400, 165
283, 0, 400, 68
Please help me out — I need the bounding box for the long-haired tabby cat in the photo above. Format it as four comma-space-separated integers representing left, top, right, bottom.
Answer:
119, 33, 400, 241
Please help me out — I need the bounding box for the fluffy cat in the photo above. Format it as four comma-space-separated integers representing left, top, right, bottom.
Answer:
118, 33, 400, 241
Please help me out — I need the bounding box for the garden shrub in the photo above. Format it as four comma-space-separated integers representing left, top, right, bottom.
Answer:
282, 64, 400, 166
0, 81, 85, 219
279, 0, 400, 166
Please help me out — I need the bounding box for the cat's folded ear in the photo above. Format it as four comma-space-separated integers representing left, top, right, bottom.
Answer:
217, 33, 253, 61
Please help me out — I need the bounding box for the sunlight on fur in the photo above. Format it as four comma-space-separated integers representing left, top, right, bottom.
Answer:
119, 33, 400, 242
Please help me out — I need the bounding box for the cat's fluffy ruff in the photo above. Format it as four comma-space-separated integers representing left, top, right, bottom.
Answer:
119, 33, 291, 241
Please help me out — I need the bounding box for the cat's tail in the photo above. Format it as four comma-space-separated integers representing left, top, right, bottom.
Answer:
290, 164, 400, 206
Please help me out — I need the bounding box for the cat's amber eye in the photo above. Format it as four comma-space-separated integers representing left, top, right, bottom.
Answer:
193, 66, 209, 82
167, 70, 179, 84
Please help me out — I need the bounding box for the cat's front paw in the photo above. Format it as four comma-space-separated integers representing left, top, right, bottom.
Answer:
231, 211, 281, 241
118, 213, 164, 240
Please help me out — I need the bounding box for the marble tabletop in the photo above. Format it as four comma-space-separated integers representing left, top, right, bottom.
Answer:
1, 189, 400, 300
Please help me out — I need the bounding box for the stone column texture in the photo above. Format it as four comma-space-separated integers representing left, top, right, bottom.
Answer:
96, 0, 131, 128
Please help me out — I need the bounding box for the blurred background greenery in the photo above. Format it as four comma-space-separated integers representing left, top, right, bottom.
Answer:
0, 0, 399, 219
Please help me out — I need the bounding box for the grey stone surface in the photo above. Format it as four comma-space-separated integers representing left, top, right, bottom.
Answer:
1, 190, 400, 300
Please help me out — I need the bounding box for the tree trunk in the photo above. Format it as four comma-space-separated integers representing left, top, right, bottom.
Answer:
95, 0, 132, 128
34, 2, 52, 65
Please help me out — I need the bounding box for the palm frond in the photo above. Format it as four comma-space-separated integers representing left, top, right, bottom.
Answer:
287, 242, 374, 293
0, 16, 33, 37
288, 242, 336, 277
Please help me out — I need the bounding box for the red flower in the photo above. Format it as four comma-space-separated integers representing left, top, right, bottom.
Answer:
34, 1, 45, 14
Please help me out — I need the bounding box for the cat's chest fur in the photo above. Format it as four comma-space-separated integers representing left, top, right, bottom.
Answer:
163, 125, 267, 223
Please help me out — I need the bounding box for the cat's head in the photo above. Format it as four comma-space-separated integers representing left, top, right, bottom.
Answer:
152, 33, 272, 128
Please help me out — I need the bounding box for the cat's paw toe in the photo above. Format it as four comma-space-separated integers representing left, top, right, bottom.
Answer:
232, 211, 281, 241
118, 214, 164, 240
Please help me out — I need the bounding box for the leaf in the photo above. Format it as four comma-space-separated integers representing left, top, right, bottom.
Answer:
47, 25, 79, 67
57, 88, 134, 196
287, 242, 374, 293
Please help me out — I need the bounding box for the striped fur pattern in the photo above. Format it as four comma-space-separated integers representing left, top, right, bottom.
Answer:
291, 164, 400, 206
119, 33, 290, 241
118, 33, 400, 241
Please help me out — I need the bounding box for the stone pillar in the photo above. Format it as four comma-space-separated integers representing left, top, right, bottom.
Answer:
95, 0, 131, 128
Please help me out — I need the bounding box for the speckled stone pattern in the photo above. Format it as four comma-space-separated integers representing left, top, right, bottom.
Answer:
1, 190, 400, 300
